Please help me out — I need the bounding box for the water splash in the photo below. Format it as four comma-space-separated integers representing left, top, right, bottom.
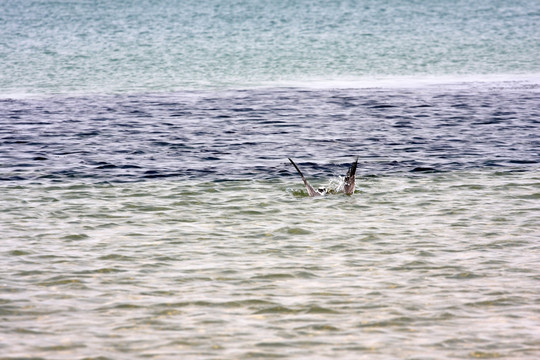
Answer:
289, 176, 351, 197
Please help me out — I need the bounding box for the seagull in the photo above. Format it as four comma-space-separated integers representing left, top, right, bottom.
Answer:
288, 157, 358, 197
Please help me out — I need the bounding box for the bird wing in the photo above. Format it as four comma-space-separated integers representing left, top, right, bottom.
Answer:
343, 157, 358, 195
288, 158, 321, 197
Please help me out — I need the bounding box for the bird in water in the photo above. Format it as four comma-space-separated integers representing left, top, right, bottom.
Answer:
288, 157, 358, 197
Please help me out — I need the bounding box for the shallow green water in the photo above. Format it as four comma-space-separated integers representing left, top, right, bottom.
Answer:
1, 170, 539, 359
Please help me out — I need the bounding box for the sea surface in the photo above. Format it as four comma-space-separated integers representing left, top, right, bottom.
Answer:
1, 1, 540, 359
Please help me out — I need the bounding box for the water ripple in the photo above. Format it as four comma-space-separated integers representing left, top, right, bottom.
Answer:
1, 84, 539, 183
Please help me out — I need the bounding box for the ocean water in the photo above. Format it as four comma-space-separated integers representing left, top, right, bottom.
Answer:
1, 0, 539, 93
1, 1, 540, 359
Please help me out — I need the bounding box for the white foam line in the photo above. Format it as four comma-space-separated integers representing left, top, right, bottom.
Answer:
262, 73, 540, 90
1, 73, 539, 98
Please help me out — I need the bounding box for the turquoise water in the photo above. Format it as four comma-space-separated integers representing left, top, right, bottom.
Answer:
1, 0, 540, 359
1, 0, 539, 94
